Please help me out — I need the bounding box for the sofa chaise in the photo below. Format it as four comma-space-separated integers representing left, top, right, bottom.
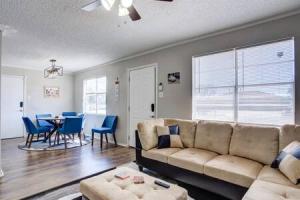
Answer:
135, 119, 300, 200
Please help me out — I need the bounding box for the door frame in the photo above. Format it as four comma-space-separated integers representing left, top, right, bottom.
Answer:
1, 74, 26, 138
127, 63, 158, 146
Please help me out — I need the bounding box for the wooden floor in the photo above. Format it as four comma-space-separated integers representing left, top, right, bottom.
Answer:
0, 137, 135, 200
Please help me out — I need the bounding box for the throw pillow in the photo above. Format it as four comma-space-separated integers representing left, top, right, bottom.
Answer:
271, 141, 300, 184
156, 125, 183, 149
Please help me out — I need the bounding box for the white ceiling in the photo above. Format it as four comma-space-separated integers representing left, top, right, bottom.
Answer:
1, 0, 300, 72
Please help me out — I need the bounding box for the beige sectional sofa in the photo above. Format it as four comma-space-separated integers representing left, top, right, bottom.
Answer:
135, 119, 300, 200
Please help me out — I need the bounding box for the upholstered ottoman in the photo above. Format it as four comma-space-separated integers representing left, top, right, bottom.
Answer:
80, 167, 188, 200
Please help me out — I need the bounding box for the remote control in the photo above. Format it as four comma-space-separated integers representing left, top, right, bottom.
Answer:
154, 180, 170, 188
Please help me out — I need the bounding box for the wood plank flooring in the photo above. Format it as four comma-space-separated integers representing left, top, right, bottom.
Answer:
0, 138, 135, 200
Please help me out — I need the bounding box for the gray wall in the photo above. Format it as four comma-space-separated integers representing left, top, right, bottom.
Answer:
1, 67, 75, 120
74, 13, 300, 145
0, 30, 3, 176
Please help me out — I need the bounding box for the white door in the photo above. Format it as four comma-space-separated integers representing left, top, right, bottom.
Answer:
129, 65, 156, 147
1, 75, 25, 139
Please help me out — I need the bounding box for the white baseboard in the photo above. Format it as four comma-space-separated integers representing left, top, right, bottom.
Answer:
91, 134, 129, 147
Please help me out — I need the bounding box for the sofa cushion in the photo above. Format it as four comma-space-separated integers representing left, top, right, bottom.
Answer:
204, 155, 263, 187
229, 124, 279, 165
194, 121, 233, 154
142, 148, 181, 163
271, 141, 300, 184
137, 119, 164, 150
242, 180, 300, 200
257, 166, 300, 189
280, 125, 300, 151
164, 119, 197, 148
168, 148, 218, 174
157, 125, 183, 149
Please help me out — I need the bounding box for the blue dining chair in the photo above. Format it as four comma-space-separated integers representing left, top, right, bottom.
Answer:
22, 117, 52, 148
91, 116, 118, 149
62, 112, 77, 117
78, 113, 86, 138
36, 114, 54, 140
57, 117, 83, 149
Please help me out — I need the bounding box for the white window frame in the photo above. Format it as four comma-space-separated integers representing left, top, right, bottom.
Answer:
83, 77, 107, 115
192, 38, 295, 126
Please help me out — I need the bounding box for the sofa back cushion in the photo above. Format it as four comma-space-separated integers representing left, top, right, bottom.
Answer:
230, 124, 279, 165
164, 119, 197, 148
137, 119, 164, 150
280, 125, 300, 151
194, 121, 233, 154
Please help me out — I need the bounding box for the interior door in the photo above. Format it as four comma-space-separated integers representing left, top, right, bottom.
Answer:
129, 66, 156, 147
1, 75, 25, 139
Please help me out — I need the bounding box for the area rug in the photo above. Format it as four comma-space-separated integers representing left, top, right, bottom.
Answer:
18, 136, 91, 151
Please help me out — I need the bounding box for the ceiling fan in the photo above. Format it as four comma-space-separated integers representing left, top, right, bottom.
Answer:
81, 0, 173, 21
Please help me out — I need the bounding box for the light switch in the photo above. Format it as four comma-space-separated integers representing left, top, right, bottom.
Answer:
159, 92, 164, 98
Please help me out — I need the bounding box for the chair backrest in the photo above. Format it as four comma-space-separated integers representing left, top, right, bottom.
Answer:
102, 116, 118, 133
78, 113, 85, 129
36, 114, 52, 127
61, 117, 83, 134
22, 117, 37, 134
62, 112, 77, 117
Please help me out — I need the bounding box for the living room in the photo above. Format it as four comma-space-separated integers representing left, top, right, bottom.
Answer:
0, 0, 300, 200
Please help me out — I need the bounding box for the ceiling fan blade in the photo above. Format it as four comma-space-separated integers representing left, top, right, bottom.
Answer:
82, 0, 102, 12
127, 5, 141, 21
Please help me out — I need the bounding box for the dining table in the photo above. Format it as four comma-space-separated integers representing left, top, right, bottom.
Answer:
38, 116, 65, 145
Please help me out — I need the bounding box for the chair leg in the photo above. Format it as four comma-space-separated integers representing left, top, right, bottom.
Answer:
105, 133, 108, 144
64, 134, 67, 149
57, 133, 60, 144
113, 133, 117, 147
54, 133, 57, 145
72, 133, 75, 141
37, 133, 40, 141
28, 134, 34, 148
91, 131, 94, 146
100, 134, 103, 150
78, 132, 82, 146
49, 134, 51, 146
25, 134, 30, 146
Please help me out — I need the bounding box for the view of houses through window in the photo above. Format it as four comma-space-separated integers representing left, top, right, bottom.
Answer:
192, 39, 295, 125
83, 77, 107, 114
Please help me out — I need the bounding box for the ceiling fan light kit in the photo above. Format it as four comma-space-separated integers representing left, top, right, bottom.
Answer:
101, 0, 115, 10
118, 4, 129, 16
82, 0, 173, 21
120, 0, 133, 8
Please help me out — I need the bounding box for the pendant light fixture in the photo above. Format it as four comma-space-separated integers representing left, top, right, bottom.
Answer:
44, 59, 63, 79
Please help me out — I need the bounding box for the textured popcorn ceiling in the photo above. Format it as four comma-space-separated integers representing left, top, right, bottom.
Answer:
0, 0, 300, 72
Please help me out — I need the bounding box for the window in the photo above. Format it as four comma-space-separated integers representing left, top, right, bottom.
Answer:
193, 39, 294, 125
83, 77, 106, 114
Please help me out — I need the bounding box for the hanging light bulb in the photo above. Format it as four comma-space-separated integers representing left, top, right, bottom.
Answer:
120, 0, 133, 8
101, 0, 115, 10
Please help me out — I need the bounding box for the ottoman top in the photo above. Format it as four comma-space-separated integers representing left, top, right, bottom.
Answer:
80, 166, 188, 200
